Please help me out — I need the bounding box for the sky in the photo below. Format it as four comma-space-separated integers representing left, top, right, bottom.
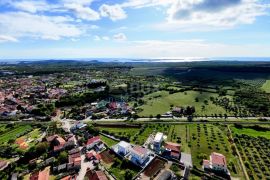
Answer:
0, 0, 270, 59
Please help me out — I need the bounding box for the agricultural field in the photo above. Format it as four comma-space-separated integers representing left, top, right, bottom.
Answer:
262, 80, 270, 93
138, 90, 230, 117
234, 134, 270, 179
0, 124, 33, 145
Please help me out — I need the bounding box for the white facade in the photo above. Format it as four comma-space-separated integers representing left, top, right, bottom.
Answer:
117, 141, 131, 155
154, 132, 163, 151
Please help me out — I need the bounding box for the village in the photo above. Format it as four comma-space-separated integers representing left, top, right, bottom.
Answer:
0, 118, 232, 180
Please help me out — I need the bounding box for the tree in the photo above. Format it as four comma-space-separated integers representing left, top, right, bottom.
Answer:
36, 142, 49, 155
124, 170, 133, 180
58, 151, 68, 164
156, 114, 161, 119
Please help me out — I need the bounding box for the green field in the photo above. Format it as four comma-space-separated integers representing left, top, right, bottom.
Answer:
231, 125, 270, 139
138, 90, 230, 117
262, 80, 270, 93
0, 125, 32, 144
100, 134, 118, 147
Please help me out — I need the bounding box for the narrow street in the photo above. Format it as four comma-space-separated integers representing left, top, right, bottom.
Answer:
60, 119, 95, 180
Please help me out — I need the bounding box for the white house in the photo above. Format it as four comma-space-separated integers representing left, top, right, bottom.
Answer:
117, 141, 131, 155
154, 132, 164, 151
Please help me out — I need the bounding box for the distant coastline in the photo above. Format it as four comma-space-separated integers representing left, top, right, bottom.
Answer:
1, 57, 270, 64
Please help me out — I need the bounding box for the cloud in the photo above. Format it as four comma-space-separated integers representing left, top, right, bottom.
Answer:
10, 0, 51, 13
62, 0, 94, 6
102, 36, 110, 40
99, 4, 127, 21
3, 39, 270, 59
113, 33, 127, 41
121, 0, 174, 8
64, 3, 100, 21
89, 25, 99, 29
0, 12, 82, 40
94, 35, 101, 41
0, 35, 18, 42
166, 0, 269, 28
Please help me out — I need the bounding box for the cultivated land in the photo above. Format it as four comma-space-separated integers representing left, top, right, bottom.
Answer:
232, 125, 270, 179
0, 124, 32, 144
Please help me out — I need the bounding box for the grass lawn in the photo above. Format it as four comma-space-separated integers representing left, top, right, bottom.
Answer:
231, 125, 270, 139
100, 135, 118, 147
138, 90, 230, 117
261, 80, 270, 93
0, 125, 32, 144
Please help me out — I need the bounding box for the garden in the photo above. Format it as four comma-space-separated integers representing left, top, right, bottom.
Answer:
101, 150, 141, 180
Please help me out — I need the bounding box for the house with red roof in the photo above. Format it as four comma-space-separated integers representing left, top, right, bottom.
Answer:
164, 142, 181, 159
30, 167, 50, 180
68, 150, 81, 170
85, 170, 108, 180
86, 136, 104, 150
53, 136, 66, 152
61, 175, 77, 180
203, 152, 229, 175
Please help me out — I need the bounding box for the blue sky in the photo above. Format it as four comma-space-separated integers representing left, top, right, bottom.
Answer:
0, 0, 270, 59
